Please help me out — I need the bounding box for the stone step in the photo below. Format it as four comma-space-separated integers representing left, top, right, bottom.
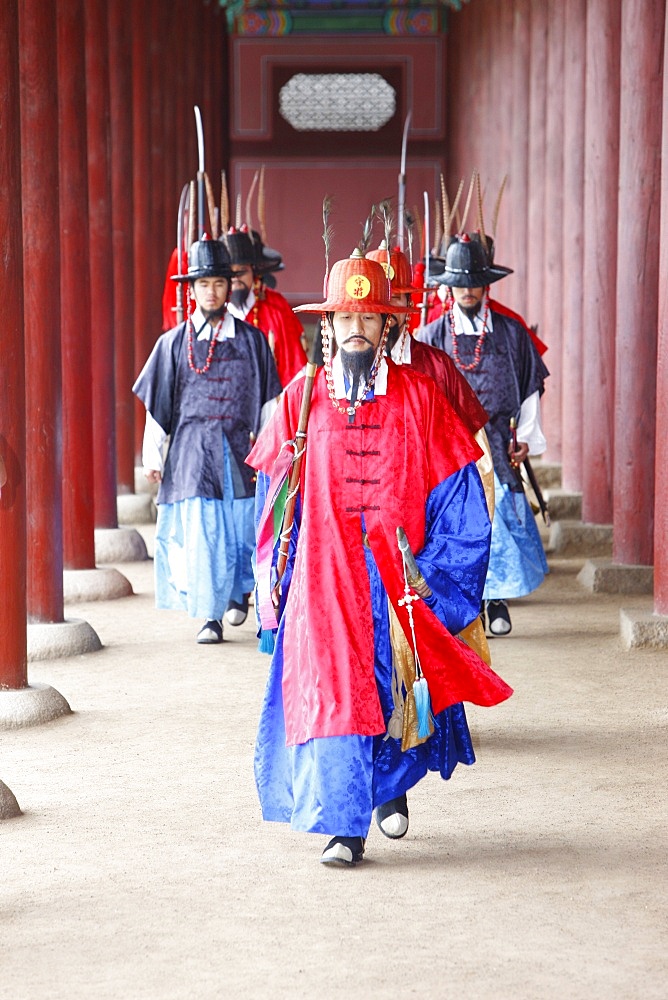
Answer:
620, 606, 668, 650
529, 460, 562, 490
543, 489, 582, 522
578, 558, 654, 595
548, 520, 613, 557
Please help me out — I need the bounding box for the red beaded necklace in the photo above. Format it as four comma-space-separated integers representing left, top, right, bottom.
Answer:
322, 314, 391, 417
186, 314, 224, 375
449, 295, 490, 372
248, 278, 263, 328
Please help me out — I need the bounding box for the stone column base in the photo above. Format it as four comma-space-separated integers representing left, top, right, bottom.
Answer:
0, 780, 21, 819
117, 493, 156, 525
0, 683, 72, 730
95, 526, 149, 563
543, 489, 582, 521
28, 618, 102, 661
64, 567, 133, 603
578, 559, 654, 594
548, 520, 613, 557
620, 607, 668, 650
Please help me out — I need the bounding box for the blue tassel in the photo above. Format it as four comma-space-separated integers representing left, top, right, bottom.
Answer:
413, 676, 432, 739
258, 629, 275, 655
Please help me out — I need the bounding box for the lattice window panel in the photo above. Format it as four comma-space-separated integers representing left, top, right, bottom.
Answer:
279, 73, 396, 132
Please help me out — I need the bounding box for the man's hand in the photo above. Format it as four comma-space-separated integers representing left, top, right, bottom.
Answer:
145, 469, 162, 484
508, 440, 529, 466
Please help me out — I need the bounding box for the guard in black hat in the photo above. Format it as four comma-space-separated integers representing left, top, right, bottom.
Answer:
417, 233, 550, 638
133, 234, 282, 645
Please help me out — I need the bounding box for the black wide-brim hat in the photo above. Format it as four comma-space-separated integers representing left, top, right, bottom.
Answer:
434, 234, 512, 287
171, 237, 233, 282
249, 230, 284, 276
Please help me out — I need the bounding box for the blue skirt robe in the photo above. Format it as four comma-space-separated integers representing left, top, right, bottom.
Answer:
483, 473, 549, 601
254, 473, 481, 839
155, 444, 255, 620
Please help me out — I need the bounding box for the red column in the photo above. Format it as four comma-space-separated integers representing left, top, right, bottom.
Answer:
108, 0, 135, 495
612, 0, 663, 566
581, 0, 621, 525
656, 6, 668, 616
149, 0, 168, 307
85, 0, 118, 528
509, 0, 531, 318
541, 1, 565, 462
132, 4, 152, 461
19, 0, 64, 622
58, 0, 96, 571
162, 3, 177, 245
0, 0, 28, 687
526, 0, 547, 330
560, 0, 586, 492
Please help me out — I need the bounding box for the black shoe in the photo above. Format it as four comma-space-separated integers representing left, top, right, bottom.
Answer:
320, 836, 365, 866
225, 594, 249, 626
196, 619, 223, 644
375, 794, 409, 839
486, 600, 512, 636
480, 601, 486, 631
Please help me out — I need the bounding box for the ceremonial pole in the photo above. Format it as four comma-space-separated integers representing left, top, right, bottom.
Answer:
397, 111, 411, 253
194, 105, 206, 238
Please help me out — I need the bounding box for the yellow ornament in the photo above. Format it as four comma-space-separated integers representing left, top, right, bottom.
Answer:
345, 274, 371, 299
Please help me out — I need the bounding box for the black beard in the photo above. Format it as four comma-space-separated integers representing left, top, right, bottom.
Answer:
340, 346, 376, 388
202, 304, 226, 323
230, 286, 251, 309
462, 302, 482, 320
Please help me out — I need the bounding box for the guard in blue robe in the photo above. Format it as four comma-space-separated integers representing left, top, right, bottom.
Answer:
133, 237, 282, 642
417, 234, 550, 635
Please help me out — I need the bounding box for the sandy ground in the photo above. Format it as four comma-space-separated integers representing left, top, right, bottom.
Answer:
1, 534, 667, 1000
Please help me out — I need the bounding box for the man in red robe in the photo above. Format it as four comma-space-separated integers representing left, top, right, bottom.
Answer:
248, 249, 512, 867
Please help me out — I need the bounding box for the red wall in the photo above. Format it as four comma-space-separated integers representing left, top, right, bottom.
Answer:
228, 34, 447, 302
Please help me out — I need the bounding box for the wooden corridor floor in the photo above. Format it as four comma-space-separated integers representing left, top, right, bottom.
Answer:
1, 530, 666, 1000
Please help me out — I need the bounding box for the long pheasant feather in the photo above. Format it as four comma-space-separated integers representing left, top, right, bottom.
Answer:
491, 174, 508, 237
475, 170, 488, 253
359, 204, 375, 255
220, 170, 229, 233
322, 195, 334, 295
461, 171, 476, 233
440, 173, 451, 242
448, 178, 464, 234
258, 164, 267, 243
245, 170, 259, 231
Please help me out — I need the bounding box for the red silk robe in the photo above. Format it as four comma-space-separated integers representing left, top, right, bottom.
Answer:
248, 362, 512, 746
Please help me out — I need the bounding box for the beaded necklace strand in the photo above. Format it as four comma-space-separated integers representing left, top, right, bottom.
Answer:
449, 296, 490, 372
185, 287, 225, 375
187, 316, 224, 374
248, 278, 263, 328
322, 314, 392, 417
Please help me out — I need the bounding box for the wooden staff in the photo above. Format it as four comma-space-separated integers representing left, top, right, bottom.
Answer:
274, 363, 318, 594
